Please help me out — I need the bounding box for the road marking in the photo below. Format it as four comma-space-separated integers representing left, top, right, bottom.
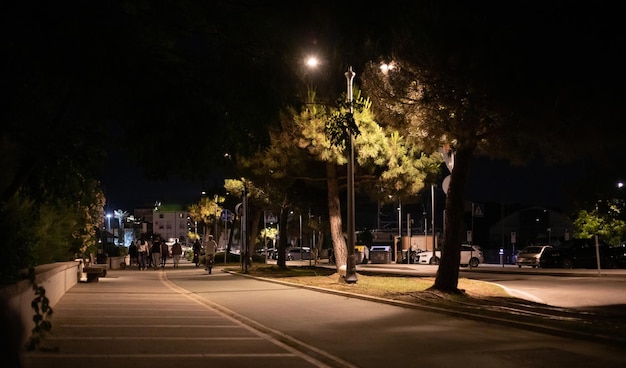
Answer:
496, 283, 545, 304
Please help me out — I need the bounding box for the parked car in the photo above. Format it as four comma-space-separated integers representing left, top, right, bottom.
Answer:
539, 238, 617, 269
286, 246, 312, 260
516, 245, 552, 268
417, 244, 484, 267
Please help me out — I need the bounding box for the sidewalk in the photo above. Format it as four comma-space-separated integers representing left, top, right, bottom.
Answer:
22, 259, 330, 368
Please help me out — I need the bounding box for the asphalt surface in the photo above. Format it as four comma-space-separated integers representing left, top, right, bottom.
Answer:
21, 260, 626, 368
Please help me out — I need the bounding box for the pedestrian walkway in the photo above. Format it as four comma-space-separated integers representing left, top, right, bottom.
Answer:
21, 260, 330, 368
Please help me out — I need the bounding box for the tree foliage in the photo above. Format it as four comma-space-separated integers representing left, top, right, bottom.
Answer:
360, 2, 626, 292
574, 202, 626, 246
238, 88, 440, 271
188, 195, 222, 241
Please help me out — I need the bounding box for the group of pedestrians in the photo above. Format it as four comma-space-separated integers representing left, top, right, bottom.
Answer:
130, 236, 182, 270
131, 236, 206, 270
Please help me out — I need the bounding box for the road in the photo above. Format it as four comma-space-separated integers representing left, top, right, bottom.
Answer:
167, 266, 626, 368
467, 269, 626, 309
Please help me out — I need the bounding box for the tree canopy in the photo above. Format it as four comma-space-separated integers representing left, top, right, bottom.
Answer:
360, 2, 626, 291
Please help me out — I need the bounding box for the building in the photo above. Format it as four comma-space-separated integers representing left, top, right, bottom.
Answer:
153, 206, 192, 245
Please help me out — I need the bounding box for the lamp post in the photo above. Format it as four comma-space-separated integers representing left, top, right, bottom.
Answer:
345, 66, 357, 283
431, 184, 436, 252
214, 194, 219, 247
105, 213, 112, 258
299, 214, 302, 247
397, 200, 401, 262
106, 213, 112, 239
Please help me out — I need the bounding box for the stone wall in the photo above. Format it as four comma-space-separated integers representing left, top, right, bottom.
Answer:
0, 261, 80, 346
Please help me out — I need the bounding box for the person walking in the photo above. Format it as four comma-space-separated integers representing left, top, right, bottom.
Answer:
151, 237, 162, 270
129, 240, 138, 267
136, 238, 149, 270
171, 240, 183, 268
160, 240, 169, 268
205, 235, 218, 274
192, 239, 202, 267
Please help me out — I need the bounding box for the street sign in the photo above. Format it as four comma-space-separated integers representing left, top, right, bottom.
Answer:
442, 175, 451, 195
473, 203, 484, 217
220, 209, 233, 222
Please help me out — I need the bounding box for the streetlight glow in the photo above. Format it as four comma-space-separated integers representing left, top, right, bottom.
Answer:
306, 56, 319, 68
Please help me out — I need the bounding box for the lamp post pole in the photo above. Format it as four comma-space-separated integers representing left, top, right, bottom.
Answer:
214, 194, 218, 246
299, 214, 302, 247
345, 66, 357, 283
105, 213, 112, 258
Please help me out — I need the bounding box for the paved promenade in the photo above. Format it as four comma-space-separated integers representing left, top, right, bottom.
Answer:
21, 260, 626, 368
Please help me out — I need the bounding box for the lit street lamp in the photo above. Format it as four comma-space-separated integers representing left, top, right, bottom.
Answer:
106, 213, 112, 233
305, 59, 357, 282
345, 66, 357, 283
105, 213, 112, 255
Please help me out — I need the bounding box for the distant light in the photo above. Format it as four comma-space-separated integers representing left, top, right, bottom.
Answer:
618, 182, 624, 189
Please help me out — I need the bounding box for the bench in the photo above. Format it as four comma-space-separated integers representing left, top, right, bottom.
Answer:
83, 266, 106, 282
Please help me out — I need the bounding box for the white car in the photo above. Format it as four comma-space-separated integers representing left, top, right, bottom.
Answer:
516, 245, 551, 268
417, 244, 484, 267
286, 247, 312, 260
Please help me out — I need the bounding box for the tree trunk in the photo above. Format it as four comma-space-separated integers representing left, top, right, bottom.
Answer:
227, 214, 236, 256
433, 145, 474, 292
246, 207, 262, 266
326, 161, 347, 271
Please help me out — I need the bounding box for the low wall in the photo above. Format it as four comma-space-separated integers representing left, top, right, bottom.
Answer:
0, 261, 81, 346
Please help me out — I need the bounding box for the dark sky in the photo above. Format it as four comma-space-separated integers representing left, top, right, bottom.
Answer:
101, 148, 205, 212
102, 154, 581, 214
466, 158, 579, 212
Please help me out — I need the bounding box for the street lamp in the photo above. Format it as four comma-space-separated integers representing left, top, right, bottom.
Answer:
105, 213, 112, 254
214, 194, 218, 246
106, 213, 112, 233
345, 66, 357, 283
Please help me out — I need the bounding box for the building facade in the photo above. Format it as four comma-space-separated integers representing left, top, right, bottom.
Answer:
153, 209, 191, 245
